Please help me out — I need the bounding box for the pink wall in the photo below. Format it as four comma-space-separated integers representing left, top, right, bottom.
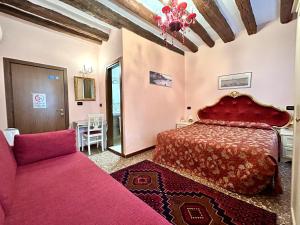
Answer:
0, 13, 101, 129
185, 20, 297, 120
122, 28, 185, 155
0, 13, 296, 157
98, 28, 123, 117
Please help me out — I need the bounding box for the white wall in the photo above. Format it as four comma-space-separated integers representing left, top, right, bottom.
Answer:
0, 13, 101, 129
122, 28, 185, 155
185, 20, 297, 119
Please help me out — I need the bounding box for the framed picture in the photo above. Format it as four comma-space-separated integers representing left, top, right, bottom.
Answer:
218, 72, 252, 90
149, 71, 172, 87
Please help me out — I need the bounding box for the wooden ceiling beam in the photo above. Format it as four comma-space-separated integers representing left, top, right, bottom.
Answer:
192, 0, 235, 43
189, 21, 215, 47
60, 0, 184, 55
235, 0, 257, 35
112, 0, 198, 52
0, 3, 102, 44
0, 0, 109, 41
281, 0, 294, 23
157, 0, 214, 47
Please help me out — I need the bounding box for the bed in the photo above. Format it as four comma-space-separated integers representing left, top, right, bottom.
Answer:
153, 92, 291, 195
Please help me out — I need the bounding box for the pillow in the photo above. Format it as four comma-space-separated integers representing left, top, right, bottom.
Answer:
198, 119, 227, 126
13, 129, 77, 166
198, 119, 272, 130
0, 132, 17, 214
227, 121, 272, 130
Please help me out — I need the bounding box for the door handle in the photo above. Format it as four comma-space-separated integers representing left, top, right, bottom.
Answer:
296, 118, 300, 122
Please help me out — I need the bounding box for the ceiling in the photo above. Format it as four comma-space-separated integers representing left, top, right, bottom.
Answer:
0, 0, 296, 54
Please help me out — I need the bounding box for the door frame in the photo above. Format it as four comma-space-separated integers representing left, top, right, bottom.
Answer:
3, 58, 69, 129
105, 57, 124, 156
291, 2, 300, 224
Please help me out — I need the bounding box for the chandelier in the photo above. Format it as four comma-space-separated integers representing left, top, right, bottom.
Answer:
154, 0, 196, 44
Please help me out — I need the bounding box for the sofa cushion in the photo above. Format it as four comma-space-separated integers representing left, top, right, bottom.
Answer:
13, 129, 77, 166
0, 132, 17, 214
5, 152, 170, 225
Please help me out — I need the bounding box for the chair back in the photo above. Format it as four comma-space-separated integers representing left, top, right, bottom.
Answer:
87, 114, 104, 134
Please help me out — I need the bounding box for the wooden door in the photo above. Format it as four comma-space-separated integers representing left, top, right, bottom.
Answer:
292, 4, 300, 224
4, 58, 69, 134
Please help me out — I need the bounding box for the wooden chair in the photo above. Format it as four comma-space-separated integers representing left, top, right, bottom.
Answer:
81, 114, 104, 155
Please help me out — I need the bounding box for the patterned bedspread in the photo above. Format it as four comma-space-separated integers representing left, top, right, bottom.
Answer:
153, 120, 282, 195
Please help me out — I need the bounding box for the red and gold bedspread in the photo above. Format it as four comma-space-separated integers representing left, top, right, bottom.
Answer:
153, 120, 282, 195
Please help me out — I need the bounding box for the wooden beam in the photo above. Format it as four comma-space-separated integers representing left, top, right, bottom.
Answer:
192, 0, 235, 43
281, 0, 294, 23
112, 0, 198, 52
0, 3, 102, 44
157, 0, 214, 47
0, 0, 109, 41
189, 21, 215, 47
60, 0, 184, 55
235, 0, 257, 35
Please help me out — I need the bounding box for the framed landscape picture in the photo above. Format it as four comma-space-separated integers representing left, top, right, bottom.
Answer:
218, 72, 252, 90
149, 71, 172, 87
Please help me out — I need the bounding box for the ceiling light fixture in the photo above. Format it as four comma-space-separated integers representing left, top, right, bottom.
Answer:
154, 0, 196, 45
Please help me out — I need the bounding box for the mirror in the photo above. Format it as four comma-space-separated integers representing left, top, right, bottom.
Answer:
74, 76, 96, 101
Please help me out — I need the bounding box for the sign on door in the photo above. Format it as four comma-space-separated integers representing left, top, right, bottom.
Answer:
32, 93, 47, 109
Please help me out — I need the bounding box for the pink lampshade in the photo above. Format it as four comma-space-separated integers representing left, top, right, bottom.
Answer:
162, 5, 171, 14
154, 15, 162, 22
177, 2, 187, 11
187, 13, 196, 21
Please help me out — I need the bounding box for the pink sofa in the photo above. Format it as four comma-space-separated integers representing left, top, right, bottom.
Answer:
0, 130, 170, 225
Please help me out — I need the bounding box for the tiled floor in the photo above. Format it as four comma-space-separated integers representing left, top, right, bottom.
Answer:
109, 144, 122, 153
88, 149, 292, 225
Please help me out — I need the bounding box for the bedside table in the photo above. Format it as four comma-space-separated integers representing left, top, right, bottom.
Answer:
176, 121, 193, 128
280, 127, 294, 160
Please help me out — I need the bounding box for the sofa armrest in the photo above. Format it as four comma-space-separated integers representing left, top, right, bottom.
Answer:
13, 129, 77, 166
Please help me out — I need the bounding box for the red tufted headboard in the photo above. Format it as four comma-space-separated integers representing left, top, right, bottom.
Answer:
197, 92, 291, 127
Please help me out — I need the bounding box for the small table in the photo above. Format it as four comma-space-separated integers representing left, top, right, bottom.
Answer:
3, 128, 20, 146
280, 127, 294, 160
176, 121, 193, 128
72, 120, 107, 150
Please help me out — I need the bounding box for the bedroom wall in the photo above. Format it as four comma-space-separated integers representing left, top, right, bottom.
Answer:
0, 13, 101, 129
185, 19, 297, 119
122, 28, 185, 155
98, 28, 123, 116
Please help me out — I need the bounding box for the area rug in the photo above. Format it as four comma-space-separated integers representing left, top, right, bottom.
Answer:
111, 160, 276, 225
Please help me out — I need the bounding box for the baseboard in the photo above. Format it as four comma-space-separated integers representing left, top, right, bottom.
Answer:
124, 145, 155, 158
292, 207, 296, 225
107, 145, 156, 158
107, 148, 125, 157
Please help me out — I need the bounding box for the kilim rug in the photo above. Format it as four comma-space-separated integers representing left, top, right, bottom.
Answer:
111, 160, 276, 225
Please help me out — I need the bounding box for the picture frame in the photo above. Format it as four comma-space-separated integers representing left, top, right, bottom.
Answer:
218, 72, 252, 90
149, 71, 172, 87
